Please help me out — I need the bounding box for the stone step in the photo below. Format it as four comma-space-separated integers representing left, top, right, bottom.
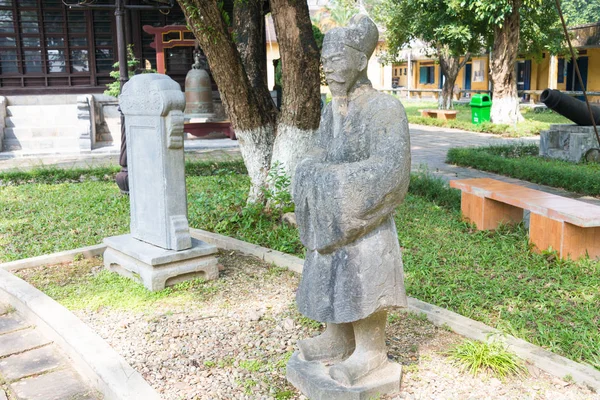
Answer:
0, 344, 64, 382
11, 367, 98, 400
6, 94, 79, 106
4, 126, 80, 139
6, 104, 78, 119
0, 312, 30, 335
3, 137, 80, 152
0, 328, 52, 358
0, 302, 101, 400
4, 116, 79, 129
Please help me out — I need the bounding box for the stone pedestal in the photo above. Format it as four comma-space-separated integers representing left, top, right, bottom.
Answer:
103, 235, 218, 291
286, 352, 402, 400
539, 124, 598, 163
104, 73, 218, 291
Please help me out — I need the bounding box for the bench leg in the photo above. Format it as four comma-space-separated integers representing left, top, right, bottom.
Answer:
527, 214, 600, 260
529, 213, 563, 255
461, 193, 523, 230
562, 223, 600, 259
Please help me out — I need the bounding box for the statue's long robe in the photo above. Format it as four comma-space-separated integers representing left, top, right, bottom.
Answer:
292, 84, 411, 324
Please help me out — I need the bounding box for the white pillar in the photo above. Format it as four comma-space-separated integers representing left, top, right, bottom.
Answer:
549, 55, 558, 90
383, 63, 393, 89
407, 52, 412, 91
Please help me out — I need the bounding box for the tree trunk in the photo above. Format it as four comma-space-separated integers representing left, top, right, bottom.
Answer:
179, 0, 321, 203
490, 0, 524, 124
179, 0, 277, 203
437, 51, 470, 110
270, 0, 321, 180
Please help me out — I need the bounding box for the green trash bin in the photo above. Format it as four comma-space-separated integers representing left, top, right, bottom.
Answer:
470, 94, 492, 124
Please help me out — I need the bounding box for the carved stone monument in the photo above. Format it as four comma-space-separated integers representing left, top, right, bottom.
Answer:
103, 73, 219, 291
286, 15, 411, 399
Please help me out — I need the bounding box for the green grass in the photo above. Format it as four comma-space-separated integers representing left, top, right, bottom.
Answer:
0, 181, 130, 261
447, 339, 527, 378
17, 259, 223, 311
447, 144, 600, 196
2, 164, 599, 371
401, 101, 570, 137
0, 159, 246, 185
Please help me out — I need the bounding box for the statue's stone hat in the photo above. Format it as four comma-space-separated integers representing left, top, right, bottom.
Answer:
324, 14, 379, 58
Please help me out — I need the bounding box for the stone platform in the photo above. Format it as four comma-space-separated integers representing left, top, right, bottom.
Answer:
103, 234, 219, 291
286, 351, 402, 400
539, 124, 599, 163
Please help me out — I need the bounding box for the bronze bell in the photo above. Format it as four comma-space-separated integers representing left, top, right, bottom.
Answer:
184, 52, 215, 118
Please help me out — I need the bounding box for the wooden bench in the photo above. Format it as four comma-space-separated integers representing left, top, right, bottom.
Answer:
419, 109, 458, 120
450, 178, 600, 260
410, 89, 441, 100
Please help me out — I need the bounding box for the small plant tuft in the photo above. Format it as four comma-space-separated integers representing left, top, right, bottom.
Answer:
264, 161, 294, 213
447, 339, 527, 379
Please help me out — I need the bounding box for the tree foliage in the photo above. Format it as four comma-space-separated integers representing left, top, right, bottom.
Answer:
381, 0, 487, 109
464, 0, 564, 56
561, 0, 600, 26
382, 0, 486, 61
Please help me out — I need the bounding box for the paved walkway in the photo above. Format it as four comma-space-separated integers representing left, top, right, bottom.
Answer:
0, 136, 241, 172
1, 125, 598, 206
0, 302, 100, 400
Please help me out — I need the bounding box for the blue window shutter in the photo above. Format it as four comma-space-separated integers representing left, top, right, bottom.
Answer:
557, 58, 565, 84
419, 66, 427, 84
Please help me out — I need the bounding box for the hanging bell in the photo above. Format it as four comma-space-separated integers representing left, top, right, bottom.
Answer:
184, 52, 215, 119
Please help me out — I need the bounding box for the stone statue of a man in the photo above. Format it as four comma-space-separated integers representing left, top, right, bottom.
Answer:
288, 14, 411, 396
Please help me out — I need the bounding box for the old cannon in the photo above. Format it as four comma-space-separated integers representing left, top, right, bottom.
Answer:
539, 89, 600, 162
540, 88, 600, 126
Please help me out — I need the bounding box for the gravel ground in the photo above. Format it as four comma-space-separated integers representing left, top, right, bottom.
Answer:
18, 251, 599, 400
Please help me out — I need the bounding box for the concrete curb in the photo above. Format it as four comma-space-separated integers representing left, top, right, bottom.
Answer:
190, 228, 600, 392
0, 269, 161, 400
190, 228, 303, 274
0, 244, 106, 272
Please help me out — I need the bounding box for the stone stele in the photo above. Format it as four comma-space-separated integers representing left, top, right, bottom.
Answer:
103, 73, 218, 291
287, 14, 410, 399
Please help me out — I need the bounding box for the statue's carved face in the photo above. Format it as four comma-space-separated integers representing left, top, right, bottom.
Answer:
322, 40, 367, 95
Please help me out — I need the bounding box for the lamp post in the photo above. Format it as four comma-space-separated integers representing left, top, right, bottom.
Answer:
63, 0, 175, 193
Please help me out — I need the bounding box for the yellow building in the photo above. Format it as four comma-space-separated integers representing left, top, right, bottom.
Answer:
390, 54, 490, 100
388, 23, 600, 102
268, 16, 599, 103
525, 23, 600, 102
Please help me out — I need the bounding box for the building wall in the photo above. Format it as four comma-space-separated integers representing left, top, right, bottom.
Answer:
266, 42, 280, 90
586, 48, 600, 94
404, 55, 491, 95
392, 63, 409, 88
414, 60, 439, 90
469, 57, 489, 91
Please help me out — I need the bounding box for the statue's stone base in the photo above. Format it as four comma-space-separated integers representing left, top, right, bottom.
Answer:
103, 234, 219, 291
286, 351, 401, 400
